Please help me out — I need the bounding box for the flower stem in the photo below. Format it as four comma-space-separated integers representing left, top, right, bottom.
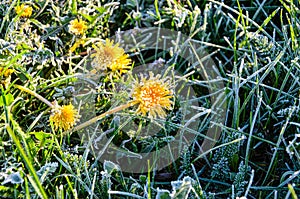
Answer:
64, 101, 138, 135
14, 85, 53, 108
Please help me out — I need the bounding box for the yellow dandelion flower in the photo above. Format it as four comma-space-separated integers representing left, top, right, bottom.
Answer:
91, 39, 131, 77
131, 72, 174, 118
0, 67, 14, 88
109, 54, 132, 76
0, 67, 14, 78
50, 102, 79, 131
69, 19, 88, 35
15, 4, 33, 18
69, 38, 86, 53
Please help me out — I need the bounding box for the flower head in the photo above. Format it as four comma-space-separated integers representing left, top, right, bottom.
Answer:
69, 38, 86, 53
50, 102, 79, 131
91, 39, 131, 78
0, 67, 14, 78
15, 4, 33, 18
131, 72, 174, 118
0, 67, 14, 88
69, 19, 88, 35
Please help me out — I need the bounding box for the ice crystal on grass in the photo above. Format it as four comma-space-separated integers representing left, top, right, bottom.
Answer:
167, 176, 207, 199
64, 152, 90, 172
247, 32, 277, 56
277, 99, 300, 117
286, 134, 300, 161
211, 131, 245, 181
37, 162, 58, 184
179, 145, 192, 176
1, 172, 23, 185
211, 156, 230, 179
245, 32, 280, 65
233, 161, 251, 197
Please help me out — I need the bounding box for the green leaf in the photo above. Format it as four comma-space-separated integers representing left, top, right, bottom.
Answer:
155, 188, 171, 199
103, 160, 121, 174
30, 131, 52, 141
2, 172, 24, 185
0, 93, 14, 106
71, 0, 77, 14
95, 6, 107, 15
80, 13, 95, 23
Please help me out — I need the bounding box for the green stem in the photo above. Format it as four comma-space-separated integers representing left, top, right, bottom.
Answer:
64, 101, 138, 135
6, 125, 48, 199
14, 85, 53, 108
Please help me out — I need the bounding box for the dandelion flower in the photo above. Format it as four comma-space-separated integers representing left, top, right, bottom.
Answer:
109, 54, 132, 76
131, 72, 174, 118
15, 4, 33, 18
0, 67, 14, 78
69, 19, 88, 35
69, 38, 86, 53
64, 72, 173, 133
50, 102, 79, 131
91, 39, 131, 78
0, 67, 14, 88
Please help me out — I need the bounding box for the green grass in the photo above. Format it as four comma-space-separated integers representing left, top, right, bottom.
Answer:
1, 0, 300, 198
